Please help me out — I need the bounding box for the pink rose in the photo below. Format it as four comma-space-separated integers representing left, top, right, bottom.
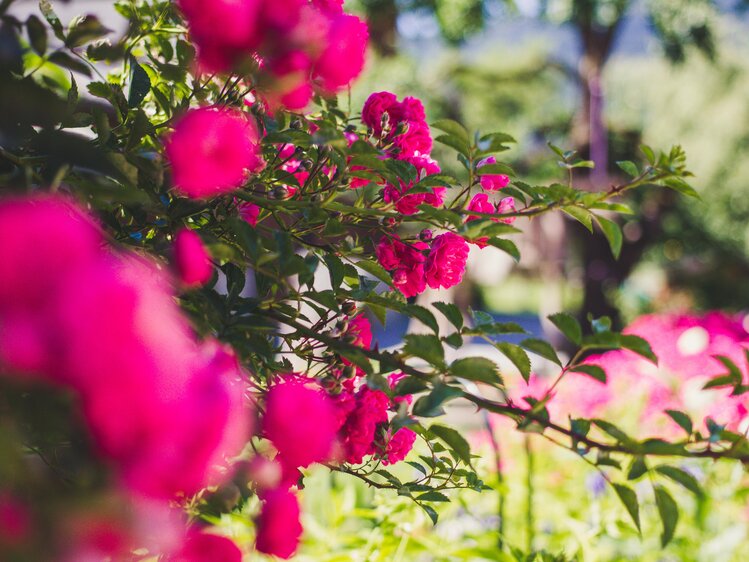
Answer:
477, 156, 510, 191
425, 232, 469, 290
166, 107, 264, 199
338, 386, 390, 464
382, 428, 417, 466
376, 236, 428, 298
174, 228, 213, 288
347, 315, 373, 349
255, 488, 303, 559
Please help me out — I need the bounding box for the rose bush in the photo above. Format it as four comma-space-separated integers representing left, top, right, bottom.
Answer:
0, 0, 746, 560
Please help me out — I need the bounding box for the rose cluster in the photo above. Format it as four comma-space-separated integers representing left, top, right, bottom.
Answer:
254, 315, 416, 559
177, 0, 368, 110
0, 195, 251, 560
361, 92, 445, 213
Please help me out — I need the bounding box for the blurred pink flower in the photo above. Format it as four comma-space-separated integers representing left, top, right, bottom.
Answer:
239, 202, 261, 227
255, 488, 303, 560
174, 228, 213, 287
165, 529, 242, 562
263, 378, 338, 470
313, 14, 369, 93
477, 156, 510, 191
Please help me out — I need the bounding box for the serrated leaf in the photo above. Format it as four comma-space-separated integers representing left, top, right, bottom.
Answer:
430, 119, 469, 142
595, 215, 622, 259
548, 312, 582, 345
486, 238, 520, 261
429, 424, 472, 466
355, 259, 393, 287
434, 134, 470, 156
640, 144, 656, 164
520, 338, 561, 366
661, 177, 699, 199
594, 419, 633, 445
620, 334, 657, 363
655, 466, 703, 497
412, 384, 463, 418
613, 483, 641, 532
416, 491, 450, 502
128, 59, 151, 108
449, 357, 502, 386
562, 206, 594, 232
495, 342, 531, 381
570, 364, 607, 383
433, 301, 463, 331
405, 304, 440, 335
404, 334, 444, 367
420, 503, 439, 525
654, 485, 679, 547
476, 162, 515, 176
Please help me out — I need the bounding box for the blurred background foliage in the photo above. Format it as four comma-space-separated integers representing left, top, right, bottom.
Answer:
348, 0, 749, 326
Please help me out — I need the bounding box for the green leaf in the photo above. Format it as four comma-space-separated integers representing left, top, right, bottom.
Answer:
612, 483, 641, 532
404, 334, 444, 367
520, 338, 561, 366
48, 51, 91, 76
128, 59, 151, 108
620, 334, 657, 364
627, 456, 648, 480
449, 357, 502, 386
495, 342, 531, 382
66, 73, 78, 112
416, 491, 450, 503
616, 160, 639, 177
26, 15, 47, 55
433, 302, 463, 331
476, 162, 515, 176
434, 134, 470, 157
430, 119, 469, 142
593, 419, 633, 445
595, 215, 623, 259
39, 0, 64, 41
486, 238, 520, 261
548, 312, 582, 345
640, 144, 656, 164
65, 14, 112, 48
477, 132, 516, 153
664, 410, 693, 436
562, 206, 594, 232
412, 384, 463, 417
655, 466, 703, 497
570, 364, 607, 383
654, 485, 679, 547
420, 503, 439, 525
355, 259, 393, 288
661, 177, 699, 199
429, 423, 472, 466
405, 304, 440, 335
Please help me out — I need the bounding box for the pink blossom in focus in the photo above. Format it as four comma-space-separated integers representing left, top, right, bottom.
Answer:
477, 156, 510, 191
263, 378, 338, 470
467, 193, 495, 221
425, 232, 469, 290
165, 529, 242, 562
383, 153, 444, 215
166, 107, 264, 199
174, 229, 213, 287
313, 14, 369, 93
255, 488, 303, 560
338, 386, 390, 464
347, 315, 373, 349
376, 236, 428, 298
496, 197, 516, 224
382, 428, 416, 466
